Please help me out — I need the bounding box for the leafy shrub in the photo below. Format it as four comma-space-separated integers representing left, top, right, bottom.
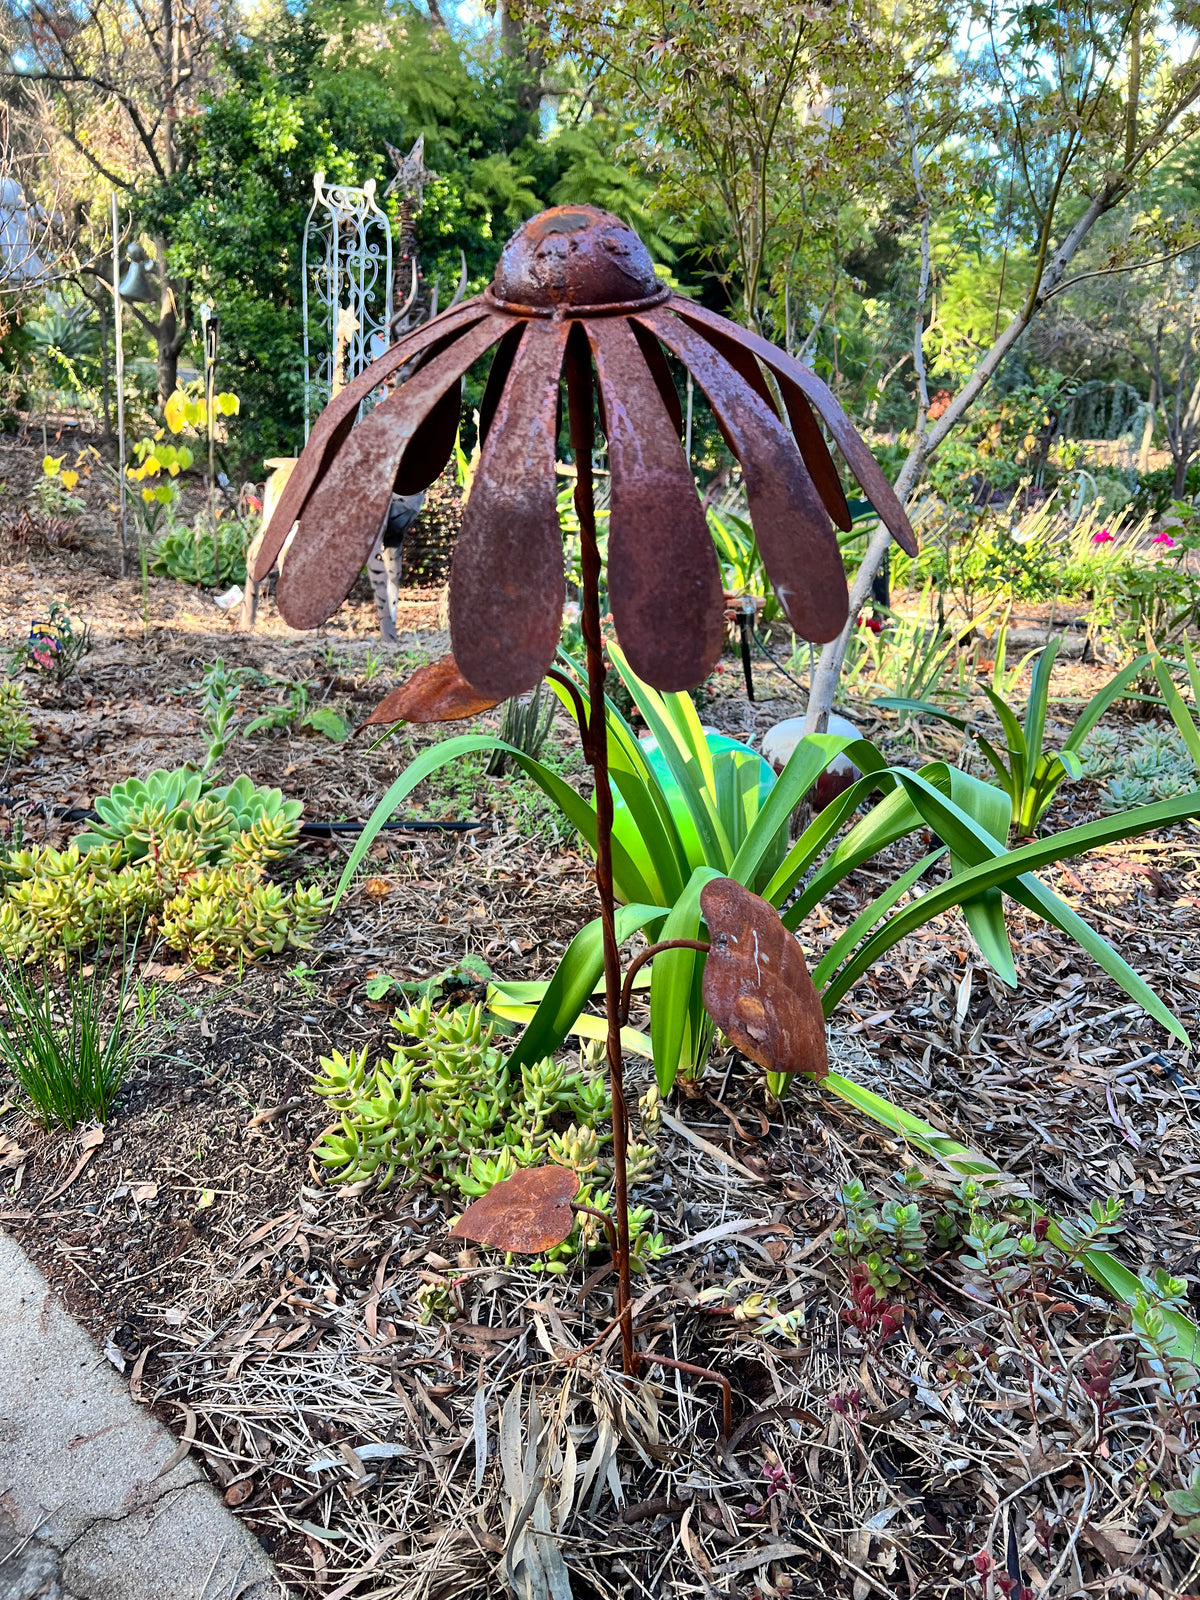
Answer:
313, 1001, 665, 1273
0, 682, 33, 756
1133, 460, 1200, 518
33, 452, 88, 515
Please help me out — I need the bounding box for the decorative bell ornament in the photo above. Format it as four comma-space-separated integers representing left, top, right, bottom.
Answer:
118, 241, 158, 304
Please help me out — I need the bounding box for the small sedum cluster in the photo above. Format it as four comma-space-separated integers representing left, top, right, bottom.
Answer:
0, 681, 34, 757
314, 1000, 665, 1273
0, 767, 325, 966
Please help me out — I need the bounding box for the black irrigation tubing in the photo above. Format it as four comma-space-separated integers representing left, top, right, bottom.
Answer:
751, 626, 812, 697
0, 799, 485, 834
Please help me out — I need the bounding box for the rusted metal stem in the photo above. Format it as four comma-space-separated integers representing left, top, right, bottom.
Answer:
571, 1201, 619, 1258
618, 939, 711, 1027
638, 1352, 733, 1440
565, 330, 636, 1378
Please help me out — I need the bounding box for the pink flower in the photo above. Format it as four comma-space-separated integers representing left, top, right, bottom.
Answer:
1092, 528, 1113, 544
1153, 532, 1176, 546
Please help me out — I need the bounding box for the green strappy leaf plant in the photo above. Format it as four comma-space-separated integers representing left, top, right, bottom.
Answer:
877, 641, 1151, 835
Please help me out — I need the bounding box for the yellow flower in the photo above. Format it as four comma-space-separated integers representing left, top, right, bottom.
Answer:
42, 455, 63, 477
141, 487, 156, 504
60, 470, 79, 490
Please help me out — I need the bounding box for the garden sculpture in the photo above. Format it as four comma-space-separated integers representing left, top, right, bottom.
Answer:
253, 204, 917, 1373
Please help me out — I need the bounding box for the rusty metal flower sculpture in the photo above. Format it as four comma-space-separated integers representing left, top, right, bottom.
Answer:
254, 205, 916, 1375
253, 204, 915, 690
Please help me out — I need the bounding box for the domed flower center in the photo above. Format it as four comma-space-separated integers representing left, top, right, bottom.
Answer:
487, 204, 668, 315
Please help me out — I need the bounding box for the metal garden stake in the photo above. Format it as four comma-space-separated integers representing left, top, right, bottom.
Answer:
252, 205, 917, 1377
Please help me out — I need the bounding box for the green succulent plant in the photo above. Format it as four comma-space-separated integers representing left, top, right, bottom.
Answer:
0, 682, 34, 757
75, 767, 303, 863
0, 765, 319, 968
312, 999, 665, 1274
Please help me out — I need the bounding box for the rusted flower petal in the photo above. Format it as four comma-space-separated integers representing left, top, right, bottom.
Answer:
699, 877, 828, 1079
588, 316, 724, 692
449, 318, 570, 699
641, 306, 849, 646
668, 308, 850, 531
252, 299, 488, 581
276, 316, 509, 630
358, 653, 501, 730
449, 1165, 579, 1253
673, 300, 917, 558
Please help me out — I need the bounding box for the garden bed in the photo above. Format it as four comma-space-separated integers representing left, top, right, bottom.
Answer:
2, 437, 1200, 1598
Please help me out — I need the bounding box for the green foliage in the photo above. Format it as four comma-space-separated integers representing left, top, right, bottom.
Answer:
1134, 462, 1200, 518
150, 513, 255, 588
142, 3, 680, 462
0, 951, 157, 1129
311, 1000, 666, 1272
2, 761, 318, 968
1166, 1469, 1200, 1540
345, 643, 1200, 1095
76, 768, 301, 862
0, 682, 34, 757
242, 678, 351, 742
1100, 553, 1200, 659
879, 643, 1151, 835
486, 680, 555, 778
832, 1179, 927, 1298
851, 598, 979, 707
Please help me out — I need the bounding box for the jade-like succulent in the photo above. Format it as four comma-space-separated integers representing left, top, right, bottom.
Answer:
0, 682, 34, 758
311, 998, 661, 1274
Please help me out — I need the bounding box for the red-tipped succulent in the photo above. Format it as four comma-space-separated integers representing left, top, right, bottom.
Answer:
253, 204, 915, 699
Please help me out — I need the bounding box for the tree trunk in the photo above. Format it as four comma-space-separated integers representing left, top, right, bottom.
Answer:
154, 237, 185, 406
801, 174, 1129, 736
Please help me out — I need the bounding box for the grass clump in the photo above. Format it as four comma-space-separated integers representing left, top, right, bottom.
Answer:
0, 952, 155, 1128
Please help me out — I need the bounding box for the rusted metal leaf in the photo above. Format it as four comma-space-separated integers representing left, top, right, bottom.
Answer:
358, 653, 500, 729
450, 1165, 579, 1254
588, 316, 724, 692
449, 318, 569, 699
699, 877, 829, 1079
671, 298, 918, 558
641, 305, 849, 647
276, 316, 509, 630
251, 299, 487, 581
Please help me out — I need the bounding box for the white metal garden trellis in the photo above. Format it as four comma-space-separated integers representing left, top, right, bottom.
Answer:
301, 171, 393, 440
